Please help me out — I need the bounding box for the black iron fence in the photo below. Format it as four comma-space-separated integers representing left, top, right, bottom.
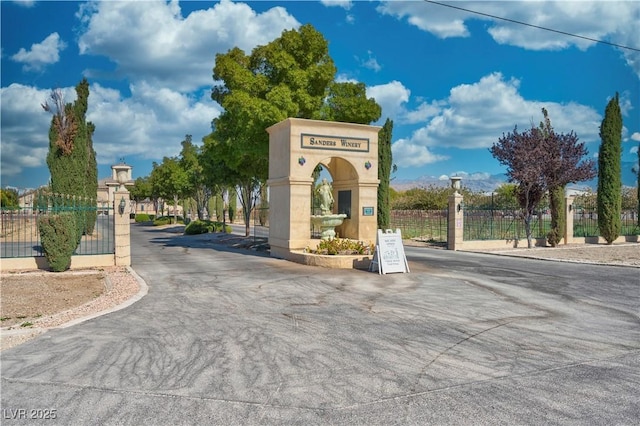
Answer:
1, 193, 114, 258
462, 194, 550, 241
389, 209, 448, 242
572, 194, 640, 237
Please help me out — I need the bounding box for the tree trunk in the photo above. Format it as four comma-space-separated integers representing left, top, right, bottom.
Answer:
524, 213, 533, 248
173, 194, 179, 224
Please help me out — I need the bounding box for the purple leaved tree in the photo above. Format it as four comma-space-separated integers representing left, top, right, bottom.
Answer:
490, 109, 595, 248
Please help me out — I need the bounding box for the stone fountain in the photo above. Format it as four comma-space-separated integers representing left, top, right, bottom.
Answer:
311, 178, 346, 240
311, 213, 347, 240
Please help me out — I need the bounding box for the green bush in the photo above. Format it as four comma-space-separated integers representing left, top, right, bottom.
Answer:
135, 213, 151, 223
184, 220, 232, 235
153, 216, 172, 226
306, 238, 374, 255
185, 220, 215, 235
38, 213, 78, 272
153, 216, 184, 226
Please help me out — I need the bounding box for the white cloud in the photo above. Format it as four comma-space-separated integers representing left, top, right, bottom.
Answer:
631, 132, 640, 142
0, 82, 221, 182
618, 91, 634, 117
11, 33, 67, 71
366, 81, 410, 122
358, 51, 381, 72
320, 0, 353, 10
403, 100, 443, 125
367, 80, 444, 125
377, 1, 469, 38
0, 84, 60, 178
630, 146, 638, 155
76, 0, 300, 92
12, 1, 35, 8
87, 82, 221, 165
377, 1, 640, 77
385, 72, 602, 169
392, 138, 449, 167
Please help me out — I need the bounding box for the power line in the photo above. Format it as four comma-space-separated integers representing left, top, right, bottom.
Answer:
423, 0, 640, 52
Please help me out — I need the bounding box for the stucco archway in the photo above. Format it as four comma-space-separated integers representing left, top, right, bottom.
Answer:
266, 118, 380, 261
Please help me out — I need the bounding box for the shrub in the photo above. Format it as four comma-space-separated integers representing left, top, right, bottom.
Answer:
185, 220, 215, 235
306, 238, 374, 255
135, 213, 151, 223
38, 213, 78, 272
153, 216, 184, 226
153, 216, 172, 226
184, 220, 232, 235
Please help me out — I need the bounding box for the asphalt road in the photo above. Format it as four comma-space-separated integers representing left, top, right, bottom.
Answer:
1, 224, 639, 425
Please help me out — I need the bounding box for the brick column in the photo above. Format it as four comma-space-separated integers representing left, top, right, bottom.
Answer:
448, 192, 464, 250
114, 190, 131, 266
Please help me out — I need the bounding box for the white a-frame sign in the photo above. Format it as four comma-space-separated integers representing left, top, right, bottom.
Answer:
369, 229, 410, 274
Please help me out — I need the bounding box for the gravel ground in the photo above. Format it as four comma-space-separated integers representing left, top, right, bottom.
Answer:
0, 266, 144, 351
1, 239, 637, 352
464, 242, 640, 267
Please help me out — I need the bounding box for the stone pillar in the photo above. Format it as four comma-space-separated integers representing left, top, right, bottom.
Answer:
448, 192, 464, 250
564, 195, 575, 245
114, 190, 131, 266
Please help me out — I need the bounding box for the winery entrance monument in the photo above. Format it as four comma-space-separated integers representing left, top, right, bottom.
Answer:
267, 118, 380, 265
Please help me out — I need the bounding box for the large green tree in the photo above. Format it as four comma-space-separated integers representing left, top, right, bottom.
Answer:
201, 134, 243, 226
208, 24, 381, 236
129, 176, 153, 203
179, 134, 211, 220
597, 93, 623, 244
321, 82, 381, 124
43, 79, 98, 238
377, 118, 394, 229
210, 24, 336, 183
150, 156, 190, 224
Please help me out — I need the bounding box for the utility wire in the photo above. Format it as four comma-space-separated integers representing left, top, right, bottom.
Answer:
424, 0, 640, 52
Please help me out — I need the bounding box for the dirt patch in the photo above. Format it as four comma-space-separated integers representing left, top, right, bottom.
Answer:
1, 267, 141, 351
1, 272, 105, 327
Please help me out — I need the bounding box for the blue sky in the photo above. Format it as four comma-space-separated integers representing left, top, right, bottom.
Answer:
2, 0, 639, 191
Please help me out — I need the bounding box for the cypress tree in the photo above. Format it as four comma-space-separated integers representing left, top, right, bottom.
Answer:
78, 80, 98, 234
547, 186, 566, 247
45, 78, 98, 240
597, 93, 623, 244
377, 118, 393, 230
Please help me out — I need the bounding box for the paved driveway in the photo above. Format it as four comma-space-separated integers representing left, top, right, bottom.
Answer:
1, 225, 639, 425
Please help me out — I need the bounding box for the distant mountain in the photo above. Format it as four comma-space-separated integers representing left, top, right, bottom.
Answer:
391, 173, 507, 193
392, 161, 638, 193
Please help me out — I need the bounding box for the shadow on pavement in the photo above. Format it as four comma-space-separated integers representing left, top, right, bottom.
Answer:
134, 223, 271, 257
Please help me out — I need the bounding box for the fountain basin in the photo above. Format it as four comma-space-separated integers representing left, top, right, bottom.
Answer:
310, 214, 347, 240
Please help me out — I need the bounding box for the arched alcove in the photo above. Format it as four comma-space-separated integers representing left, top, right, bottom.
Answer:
266, 118, 380, 261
